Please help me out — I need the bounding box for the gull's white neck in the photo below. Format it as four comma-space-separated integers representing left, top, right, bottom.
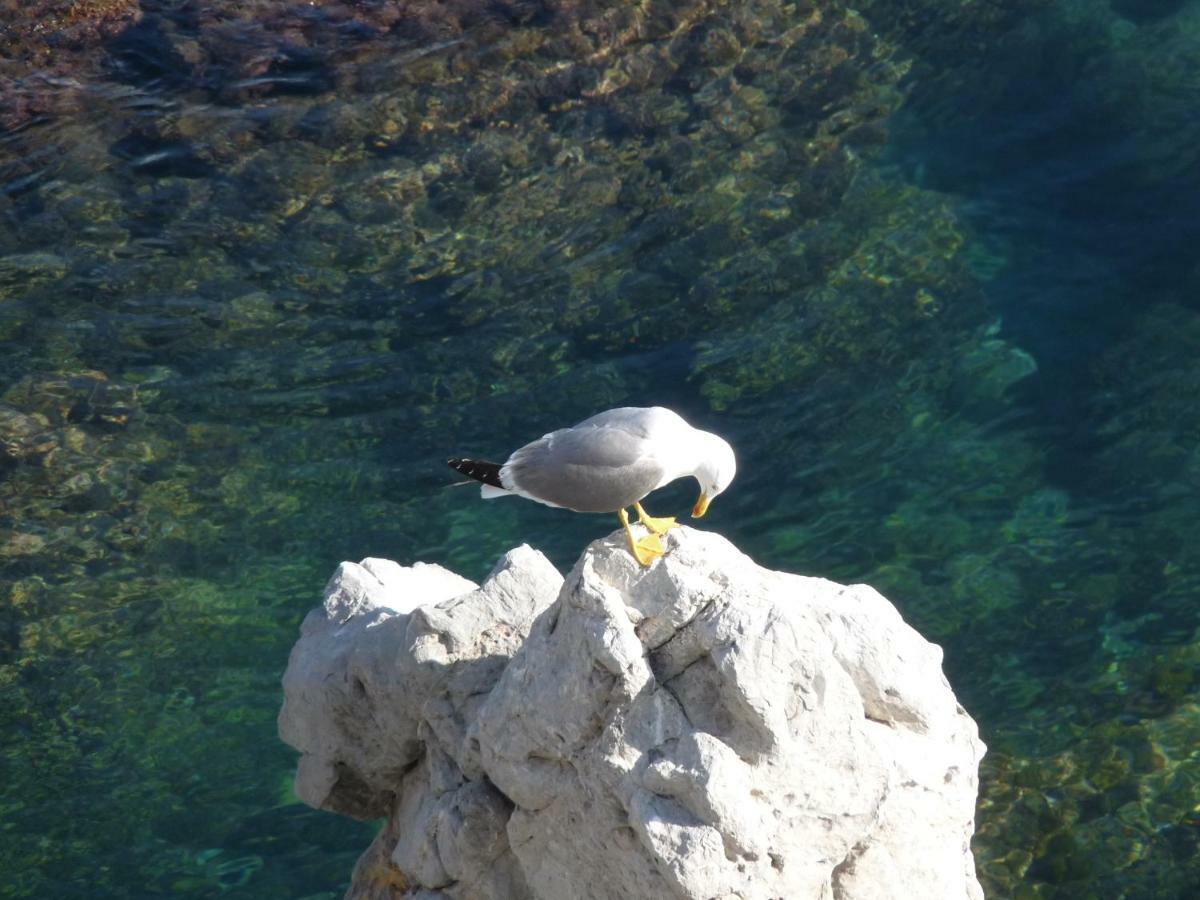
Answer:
654, 423, 722, 486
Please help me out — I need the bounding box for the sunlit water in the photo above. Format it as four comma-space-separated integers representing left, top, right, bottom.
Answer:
3, 0, 1200, 897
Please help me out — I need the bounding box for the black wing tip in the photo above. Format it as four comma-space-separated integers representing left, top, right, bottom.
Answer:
446, 457, 503, 488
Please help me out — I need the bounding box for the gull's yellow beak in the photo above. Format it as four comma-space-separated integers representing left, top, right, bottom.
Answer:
691, 493, 711, 518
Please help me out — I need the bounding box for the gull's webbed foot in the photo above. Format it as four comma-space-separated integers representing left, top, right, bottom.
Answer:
619, 508, 666, 566
634, 501, 678, 536
630, 532, 665, 566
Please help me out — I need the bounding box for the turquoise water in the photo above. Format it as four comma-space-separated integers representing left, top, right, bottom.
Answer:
3, 0, 1200, 896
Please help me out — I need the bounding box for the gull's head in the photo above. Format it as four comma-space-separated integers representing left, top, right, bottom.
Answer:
691, 432, 737, 518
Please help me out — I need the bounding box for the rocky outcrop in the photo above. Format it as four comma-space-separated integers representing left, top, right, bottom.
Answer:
279, 528, 986, 899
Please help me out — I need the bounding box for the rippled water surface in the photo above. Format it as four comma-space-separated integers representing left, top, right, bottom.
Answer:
4, 0, 1200, 897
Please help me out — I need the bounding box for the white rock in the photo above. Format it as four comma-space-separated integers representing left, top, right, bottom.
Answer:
279, 528, 985, 900
277, 546, 561, 818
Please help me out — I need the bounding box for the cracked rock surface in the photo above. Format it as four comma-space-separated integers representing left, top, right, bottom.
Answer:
279, 527, 985, 899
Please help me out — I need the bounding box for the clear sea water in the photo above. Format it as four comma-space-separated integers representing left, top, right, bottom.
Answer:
3, 0, 1200, 897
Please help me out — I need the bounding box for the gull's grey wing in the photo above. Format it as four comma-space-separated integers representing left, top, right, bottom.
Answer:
569, 406, 660, 436
502, 423, 667, 513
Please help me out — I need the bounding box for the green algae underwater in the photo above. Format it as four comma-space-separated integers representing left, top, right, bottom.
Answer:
3, 0, 1200, 896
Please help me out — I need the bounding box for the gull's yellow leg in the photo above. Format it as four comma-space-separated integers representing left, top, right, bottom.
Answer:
635, 501, 678, 536
618, 507, 664, 566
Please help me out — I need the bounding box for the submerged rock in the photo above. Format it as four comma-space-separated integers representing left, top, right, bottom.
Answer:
279, 527, 986, 899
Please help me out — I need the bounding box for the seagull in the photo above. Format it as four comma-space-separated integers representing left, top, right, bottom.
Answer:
448, 406, 736, 565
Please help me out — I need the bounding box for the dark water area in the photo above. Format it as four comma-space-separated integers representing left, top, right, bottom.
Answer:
3, 0, 1200, 897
